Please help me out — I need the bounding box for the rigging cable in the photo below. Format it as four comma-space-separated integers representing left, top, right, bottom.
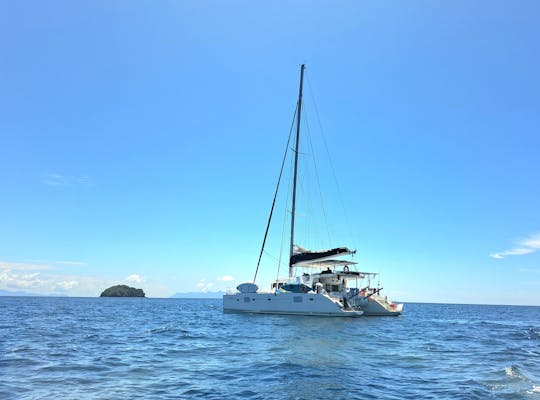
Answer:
304, 110, 332, 247
276, 149, 294, 281
253, 105, 298, 283
306, 75, 356, 246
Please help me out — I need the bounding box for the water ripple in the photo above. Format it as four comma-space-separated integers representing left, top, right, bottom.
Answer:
1, 298, 539, 399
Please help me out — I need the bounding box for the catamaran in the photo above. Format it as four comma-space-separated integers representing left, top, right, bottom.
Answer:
223, 65, 403, 317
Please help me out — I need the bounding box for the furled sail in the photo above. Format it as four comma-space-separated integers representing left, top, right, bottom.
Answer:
290, 246, 356, 266
293, 259, 358, 269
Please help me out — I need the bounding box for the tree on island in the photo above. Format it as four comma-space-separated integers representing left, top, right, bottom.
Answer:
100, 285, 145, 297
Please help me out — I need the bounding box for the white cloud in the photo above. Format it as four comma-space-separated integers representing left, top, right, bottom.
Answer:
0, 269, 44, 289
0, 261, 173, 298
0, 261, 107, 296
126, 274, 145, 284
0, 261, 53, 271
490, 233, 540, 259
490, 248, 535, 259
1, 260, 86, 270
1, 267, 115, 296
196, 278, 214, 292
43, 173, 92, 187
55, 260, 86, 266
43, 173, 66, 186
522, 233, 540, 249
217, 275, 235, 281
55, 280, 79, 290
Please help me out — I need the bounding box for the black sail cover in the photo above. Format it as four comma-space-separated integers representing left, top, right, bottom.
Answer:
290, 246, 355, 266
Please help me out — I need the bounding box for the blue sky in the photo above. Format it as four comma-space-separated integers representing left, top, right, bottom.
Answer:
1, 1, 539, 304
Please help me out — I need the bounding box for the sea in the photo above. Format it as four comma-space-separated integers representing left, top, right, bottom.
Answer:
1, 298, 539, 400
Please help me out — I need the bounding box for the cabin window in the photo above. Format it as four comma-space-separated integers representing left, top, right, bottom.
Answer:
332, 285, 339, 292
309, 298, 314, 301
293, 296, 303, 303
244, 297, 250, 303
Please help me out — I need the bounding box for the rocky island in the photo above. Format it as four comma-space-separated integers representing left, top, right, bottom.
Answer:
100, 285, 145, 297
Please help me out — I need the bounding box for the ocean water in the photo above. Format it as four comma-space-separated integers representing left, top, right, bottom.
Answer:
1, 298, 539, 399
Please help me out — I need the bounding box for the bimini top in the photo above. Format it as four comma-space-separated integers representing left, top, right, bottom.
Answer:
290, 246, 356, 267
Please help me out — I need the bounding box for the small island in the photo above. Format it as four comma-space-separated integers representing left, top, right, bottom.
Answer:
100, 285, 145, 297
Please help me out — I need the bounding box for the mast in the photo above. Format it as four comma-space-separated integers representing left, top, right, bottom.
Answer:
289, 64, 305, 278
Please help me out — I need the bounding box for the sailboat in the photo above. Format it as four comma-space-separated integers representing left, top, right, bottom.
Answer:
223, 65, 403, 317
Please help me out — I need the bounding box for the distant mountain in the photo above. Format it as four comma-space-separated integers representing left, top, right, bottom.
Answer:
171, 291, 224, 299
0, 289, 38, 296
0, 289, 68, 297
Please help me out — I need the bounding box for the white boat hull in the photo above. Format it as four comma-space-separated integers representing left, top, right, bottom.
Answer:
223, 292, 363, 317
355, 295, 404, 316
